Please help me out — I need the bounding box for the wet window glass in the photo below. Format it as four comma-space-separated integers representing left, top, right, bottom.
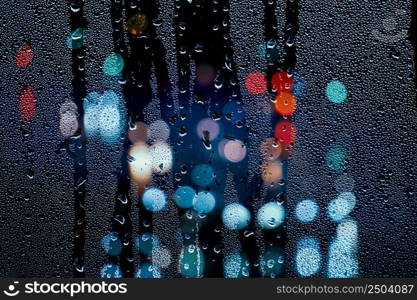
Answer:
0, 0, 416, 279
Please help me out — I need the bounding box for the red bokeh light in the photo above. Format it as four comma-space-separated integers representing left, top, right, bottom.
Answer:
19, 85, 36, 123
271, 71, 293, 92
245, 72, 267, 94
16, 45, 33, 67
274, 119, 296, 145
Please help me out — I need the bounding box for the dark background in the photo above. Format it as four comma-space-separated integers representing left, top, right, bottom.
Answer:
0, 0, 416, 277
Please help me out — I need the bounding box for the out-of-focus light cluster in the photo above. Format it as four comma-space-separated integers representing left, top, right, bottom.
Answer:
100, 231, 173, 278
83, 90, 126, 143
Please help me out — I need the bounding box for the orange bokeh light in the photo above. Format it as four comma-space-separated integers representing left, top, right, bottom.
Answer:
274, 92, 297, 116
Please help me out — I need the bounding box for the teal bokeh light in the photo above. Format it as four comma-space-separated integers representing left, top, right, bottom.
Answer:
100, 263, 122, 278
101, 232, 122, 256
135, 232, 160, 255
174, 186, 196, 209
193, 191, 216, 214
325, 146, 347, 172
103, 53, 124, 76
135, 262, 161, 278
259, 246, 285, 278
191, 164, 215, 187
326, 80, 347, 104
179, 245, 205, 278
67, 28, 86, 50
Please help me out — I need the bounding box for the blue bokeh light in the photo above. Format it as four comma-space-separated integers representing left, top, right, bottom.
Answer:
327, 192, 356, 222
174, 186, 196, 209
193, 191, 216, 214
222, 203, 251, 230
257, 202, 285, 230
134, 233, 161, 256
134, 262, 161, 278
295, 199, 319, 223
224, 252, 250, 278
142, 187, 167, 212
191, 164, 215, 187
101, 232, 122, 257
179, 245, 205, 278
295, 236, 321, 277
100, 263, 122, 278
259, 246, 284, 278
327, 238, 358, 278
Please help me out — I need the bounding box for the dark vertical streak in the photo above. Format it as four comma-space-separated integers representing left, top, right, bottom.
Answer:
283, 0, 300, 73
409, 0, 417, 93
109, 0, 135, 278
68, 0, 88, 278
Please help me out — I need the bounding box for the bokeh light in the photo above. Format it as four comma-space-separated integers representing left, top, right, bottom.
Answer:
274, 92, 297, 116
196, 64, 216, 86
135, 262, 161, 278
16, 44, 33, 67
128, 121, 148, 143
101, 263, 122, 278
142, 187, 167, 212
126, 14, 148, 35
274, 119, 296, 145
258, 40, 282, 62
60, 110, 78, 137
335, 174, 355, 193
260, 138, 282, 161
271, 71, 293, 93
245, 72, 267, 94
327, 192, 356, 222
101, 232, 122, 257
327, 237, 358, 278
222, 101, 244, 122
103, 53, 124, 76
257, 202, 285, 230
99, 105, 122, 142
179, 245, 205, 278
128, 142, 152, 183
150, 141, 173, 174
67, 28, 86, 50
222, 203, 251, 230
152, 246, 172, 269
191, 164, 215, 187
148, 120, 170, 142
193, 191, 216, 214
336, 219, 358, 248
19, 85, 36, 123
325, 146, 347, 172
135, 233, 161, 256
295, 199, 319, 223
83, 90, 125, 142
224, 252, 250, 278
174, 186, 196, 209
261, 161, 283, 185
197, 118, 220, 141
326, 80, 347, 104
259, 246, 284, 278
223, 140, 247, 163
296, 236, 321, 277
